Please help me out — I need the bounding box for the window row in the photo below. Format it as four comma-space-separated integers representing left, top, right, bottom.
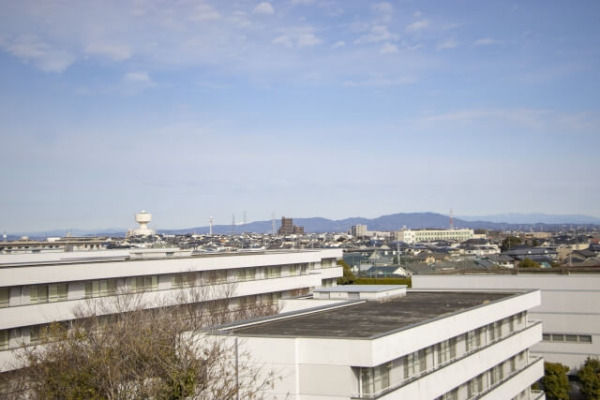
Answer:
436, 351, 529, 400
0, 263, 317, 307
354, 313, 528, 398
542, 333, 592, 343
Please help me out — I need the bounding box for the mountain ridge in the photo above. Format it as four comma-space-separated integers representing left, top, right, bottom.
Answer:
9, 212, 600, 238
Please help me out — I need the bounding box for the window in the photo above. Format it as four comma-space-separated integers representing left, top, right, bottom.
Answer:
0, 329, 8, 350
419, 348, 430, 373
552, 334, 565, 342
373, 364, 390, 394
490, 365, 503, 385
579, 335, 592, 343
30, 285, 49, 304
132, 276, 157, 293
266, 266, 281, 279
49, 284, 68, 302
85, 280, 117, 298
172, 273, 196, 288
449, 337, 457, 359
0, 287, 9, 308
360, 367, 373, 396
237, 268, 255, 281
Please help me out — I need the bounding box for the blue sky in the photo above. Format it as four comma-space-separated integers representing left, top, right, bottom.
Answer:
1, 0, 599, 232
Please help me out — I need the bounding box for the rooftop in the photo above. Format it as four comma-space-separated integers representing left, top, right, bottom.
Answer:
223, 290, 516, 339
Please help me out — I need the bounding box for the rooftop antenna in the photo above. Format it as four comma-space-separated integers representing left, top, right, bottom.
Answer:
449, 208, 454, 231
209, 216, 214, 236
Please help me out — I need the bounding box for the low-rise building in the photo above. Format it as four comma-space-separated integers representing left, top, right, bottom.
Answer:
0, 248, 342, 373
413, 269, 600, 372
206, 286, 544, 400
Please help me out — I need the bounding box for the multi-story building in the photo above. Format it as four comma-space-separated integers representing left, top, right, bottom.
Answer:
395, 229, 475, 244
206, 285, 545, 400
278, 217, 304, 235
413, 269, 600, 372
0, 248, 342, 372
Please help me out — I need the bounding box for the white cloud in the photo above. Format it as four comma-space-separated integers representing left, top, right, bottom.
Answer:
291, 0, 315, 4
124, 71, 152, 83
379, 42, 398, 54
373, 2, 394, 14
85, 43, 131, 61
189, 4, 221, 21
297, 33, 322, 47
272, 33, 322, 48
2, 35, 75, 73
331, 41, 345, 49
436, 38, 458, 51
355, 25, 398, 44
406, 19, 430, 32
342, 75, 415, 87
253, 2, 275, 15
272, 35, 293, 47
474, 37, 501, 46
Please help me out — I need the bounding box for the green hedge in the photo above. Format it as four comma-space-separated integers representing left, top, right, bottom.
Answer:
354, 277, 412, 288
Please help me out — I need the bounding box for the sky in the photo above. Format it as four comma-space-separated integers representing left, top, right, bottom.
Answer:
1, 0, 599, 233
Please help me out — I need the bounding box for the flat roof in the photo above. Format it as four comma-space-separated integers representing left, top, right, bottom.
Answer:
225, 291, 516, 339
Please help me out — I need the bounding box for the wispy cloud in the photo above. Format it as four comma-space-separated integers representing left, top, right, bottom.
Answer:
379, 43, 398, 54
85, 43, 131, 61
373, 2, 394, 14
331, 41, 345, 49
272, 31, 322, 48
436, 38, 458, 51
253, 2, 275, 15
189, 3, 221, 21
297, 33, 322, 47
474, 37, 501, 46
355, 25, 398, 44
406, 19, 430, 32
1, 35, 75, 73
418, 108, 600, 134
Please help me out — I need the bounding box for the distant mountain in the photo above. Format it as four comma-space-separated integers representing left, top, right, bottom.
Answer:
9, 212, 600, 238
458, 213, 600, 225
164, 212, 600, 234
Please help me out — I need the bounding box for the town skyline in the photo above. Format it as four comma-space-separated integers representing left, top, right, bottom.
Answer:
1, 1, 599, 232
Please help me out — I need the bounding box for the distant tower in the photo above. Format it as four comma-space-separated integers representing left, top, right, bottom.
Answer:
272, 212, 276, 235
449, 208, 454, 231
231, 214, 236, 234
209, 216, 214, 235
243, 211, 247, 226
128, 210, 155, 236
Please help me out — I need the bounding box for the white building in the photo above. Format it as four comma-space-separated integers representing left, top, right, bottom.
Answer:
0, 248, 342, 372
395, 229, 475, 244
206, 285, 545, 400
413, 270, 600, 372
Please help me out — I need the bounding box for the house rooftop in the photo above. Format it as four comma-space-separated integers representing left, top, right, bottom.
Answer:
221, 290, 516, 339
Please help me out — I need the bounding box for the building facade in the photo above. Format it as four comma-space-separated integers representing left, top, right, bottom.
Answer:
413, 270, 600, 372
0, 248, 342, 372
207, 286, 545, 400
395, 229, 475, 244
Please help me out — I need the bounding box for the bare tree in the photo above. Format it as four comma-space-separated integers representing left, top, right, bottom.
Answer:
3, 282, 279, 399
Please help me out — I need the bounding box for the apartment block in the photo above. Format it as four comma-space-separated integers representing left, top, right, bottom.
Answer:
0, 248, 342, 372
206, 286, 545, 400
